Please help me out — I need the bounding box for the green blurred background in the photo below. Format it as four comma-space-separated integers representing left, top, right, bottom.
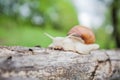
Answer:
0, 0, 120, 49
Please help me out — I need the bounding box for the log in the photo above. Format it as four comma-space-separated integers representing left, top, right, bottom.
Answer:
0, 46, 119, 80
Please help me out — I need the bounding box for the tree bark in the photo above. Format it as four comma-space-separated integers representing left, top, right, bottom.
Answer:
0, 46, 120, 80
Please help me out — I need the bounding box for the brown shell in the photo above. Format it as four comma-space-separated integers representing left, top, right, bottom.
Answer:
68, 25, 95, 44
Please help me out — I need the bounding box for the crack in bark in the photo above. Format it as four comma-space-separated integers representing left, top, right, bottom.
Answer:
105, 51, 112, 75
90, 64, 99, 80
90, 57, 112, 80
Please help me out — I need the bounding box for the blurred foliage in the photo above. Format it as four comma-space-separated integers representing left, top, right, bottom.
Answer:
0, 0, 78, 47
0, 0, 119, 49
0, 0, 78, 30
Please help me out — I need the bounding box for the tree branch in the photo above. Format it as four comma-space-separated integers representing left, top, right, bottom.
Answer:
0, 46, 120, 80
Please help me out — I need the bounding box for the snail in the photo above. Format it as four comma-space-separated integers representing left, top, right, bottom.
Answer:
45, 25, 99, 54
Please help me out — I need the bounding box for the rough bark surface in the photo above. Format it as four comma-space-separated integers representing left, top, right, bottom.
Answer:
0, 46, 119, 80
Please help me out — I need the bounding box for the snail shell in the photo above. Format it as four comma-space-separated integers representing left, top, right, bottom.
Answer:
68, 25, 95, 44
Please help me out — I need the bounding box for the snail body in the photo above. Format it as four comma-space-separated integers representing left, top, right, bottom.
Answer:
45, 25, 99, 54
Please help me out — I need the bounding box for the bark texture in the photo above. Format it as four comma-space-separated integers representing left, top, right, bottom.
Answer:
0, 46, 120, 80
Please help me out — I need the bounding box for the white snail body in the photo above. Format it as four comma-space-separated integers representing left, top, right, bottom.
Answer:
45, 30, 99, 54
74, 41, 99, 54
